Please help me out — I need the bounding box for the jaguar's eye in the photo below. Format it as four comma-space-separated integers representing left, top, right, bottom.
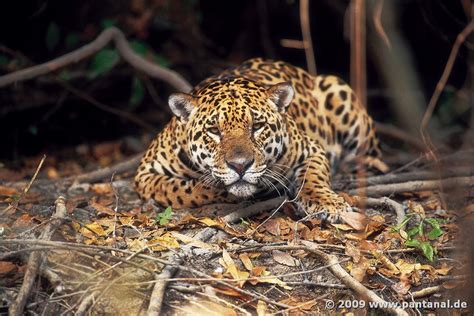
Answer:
207, 126, 221, 136
252, 121, 265, 132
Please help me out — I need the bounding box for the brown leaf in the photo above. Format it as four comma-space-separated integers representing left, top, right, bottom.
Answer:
0, 261, 17, 276
0, 185, 19, 197
272, 250, 298, 267
239, 253, 254, 271
262, 219, 281, 235
391, 275, 411, 295
340, 212, 367, 230
90, 201, 116, 216
345, 242, 361, 263
91, 183, 113, 194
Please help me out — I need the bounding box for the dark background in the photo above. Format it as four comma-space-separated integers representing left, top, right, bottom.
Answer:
0, 0, 471, 162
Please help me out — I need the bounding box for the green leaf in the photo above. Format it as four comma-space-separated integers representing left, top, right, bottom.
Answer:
88, 48, 119, 78
130, 40, 148, 56
157, 206, 173, 225
407, 226, 420, 238
405, 239, 421, 248
418, 221, 424, 237
65, 33, 79, 50
420, 242, 434, 261
427, 227, 443, 240
391, 215, 412, 232
129, 77, 145, 108
101, 18, 116, 29
46, 22, 60, 51
425, 218, 441, 229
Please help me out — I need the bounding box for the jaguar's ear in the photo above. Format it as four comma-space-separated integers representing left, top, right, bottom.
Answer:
267, 82, 294, 112
168, 93, 197, 122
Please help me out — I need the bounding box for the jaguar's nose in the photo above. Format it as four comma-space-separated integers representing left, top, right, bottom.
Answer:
226, 158, 254, 177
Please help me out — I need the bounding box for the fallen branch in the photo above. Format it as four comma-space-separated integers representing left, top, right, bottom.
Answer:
337, 166, 473, 190
300, 240, 409, 316
348, 176, 474, 197
69, 153, 142, 184
355, 196, 405, 225
9, 196, 67, 316
0, 27, 192, 92
406, 285, 443, 299
74, 291, 99, 316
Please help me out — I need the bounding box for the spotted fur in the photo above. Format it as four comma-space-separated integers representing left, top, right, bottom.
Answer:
135, 58, 381, 222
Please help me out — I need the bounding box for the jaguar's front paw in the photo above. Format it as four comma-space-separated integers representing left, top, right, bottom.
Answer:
295, 194, 352, 224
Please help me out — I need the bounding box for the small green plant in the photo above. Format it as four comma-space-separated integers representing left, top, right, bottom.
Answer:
393, 215, 444, 261
156, 206, 173, 225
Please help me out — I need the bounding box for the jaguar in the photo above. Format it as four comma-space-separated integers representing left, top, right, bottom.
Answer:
135, 58, 381, 222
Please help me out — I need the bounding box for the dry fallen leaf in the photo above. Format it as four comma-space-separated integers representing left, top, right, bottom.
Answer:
178, 299, 237, 316
0, 261, 17, 276
90, 201, 116, 216
256, 300, 267, 316
340, 212, 367, 230
272, 250, 298, 267
0, 185, 19, 197
239, 253, 254, 271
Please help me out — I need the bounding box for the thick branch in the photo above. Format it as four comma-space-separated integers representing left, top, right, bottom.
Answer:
0, 27, 192, 92
349, 176, 474, 197
9, 196, 67, 316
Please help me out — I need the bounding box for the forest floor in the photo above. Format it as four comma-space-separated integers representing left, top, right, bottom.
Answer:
1, 138, 473, 315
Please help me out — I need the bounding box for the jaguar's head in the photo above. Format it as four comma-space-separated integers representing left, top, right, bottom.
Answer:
168, 77, 294, 197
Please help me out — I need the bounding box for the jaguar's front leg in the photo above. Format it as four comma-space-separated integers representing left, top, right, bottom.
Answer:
292, 145, 352, 223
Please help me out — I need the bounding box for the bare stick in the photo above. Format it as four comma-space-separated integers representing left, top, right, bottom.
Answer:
336, 166, 473, 190
2, 155, 46, 214
357, 196, 405, 225
69, 153, 142, 184
301, 240, 409, 316
299, 0, 317, 75
74, 291, 99, 316
348, 176, 474, 197
9, 196, 67, 316
420, 20, 474, 159
0, 27, 192, 92
405, 285, 443, 299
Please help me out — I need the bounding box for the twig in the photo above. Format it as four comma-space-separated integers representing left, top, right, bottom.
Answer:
222, 196, 287, 223
355, 196, 405, 225
74, 291, 99, 316
0, 27, 192, 92
300, 240, 409, 316
336, 166, 473, 190
405, 285, 443, 299
348, 176, 474, 197
9, 196, 67, 316
372, 0, 391, 50
420, 20, 474, 159
299, 0, 317, 75
2, 155, 46, 214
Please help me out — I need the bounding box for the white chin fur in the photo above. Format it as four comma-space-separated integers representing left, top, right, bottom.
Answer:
227, 182, 257, 197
